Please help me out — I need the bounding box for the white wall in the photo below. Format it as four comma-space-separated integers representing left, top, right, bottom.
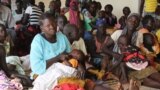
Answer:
35, 0, 140, 19
95, 0, 139, 19
35, 0, 66, 12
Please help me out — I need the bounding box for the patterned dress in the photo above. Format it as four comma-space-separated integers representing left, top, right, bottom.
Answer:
0, 70, 23, 90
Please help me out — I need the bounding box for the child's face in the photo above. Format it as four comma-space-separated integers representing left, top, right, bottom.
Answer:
41, 18, 57, 36
105, 7, 112, 13
57, 18, 66, 31
123, 8, 131, 16
145, 19, 155, 31
126, 16, 139, 30
16, 2, 22, 10
38, 3, 45, 10
118, 36, 128, 51
49, 2, 57, 11
98, 11, 104, 18
69, 50, 82, 61
89, 4, 96, 13
72, 30, 79, 41
0, 27, 6, 42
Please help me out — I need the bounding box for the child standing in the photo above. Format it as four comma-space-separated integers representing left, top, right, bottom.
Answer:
96, 10, 106, 28
118, 7, 131, 29
104, 4, 117, 28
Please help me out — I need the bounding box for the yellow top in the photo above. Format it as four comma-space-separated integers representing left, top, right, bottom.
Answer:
145, 0, 158, 12
63, 58, 78, 68
156, 29, 160, 43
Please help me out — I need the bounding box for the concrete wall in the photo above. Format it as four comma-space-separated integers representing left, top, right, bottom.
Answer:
35, 0, 140, 19
95, 0, 140, 19
35, 0, 66, 12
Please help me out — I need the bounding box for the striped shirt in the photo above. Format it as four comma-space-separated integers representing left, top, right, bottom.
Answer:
25, 6, 42, 25
145, 0, 158, 12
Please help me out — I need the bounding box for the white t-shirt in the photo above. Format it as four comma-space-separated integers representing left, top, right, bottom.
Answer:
72, 37, 87, 55
25, 6, 42, 25
111, 30, 123, 43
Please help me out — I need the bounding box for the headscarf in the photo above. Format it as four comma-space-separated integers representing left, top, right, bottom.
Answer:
69, 0, 80, 28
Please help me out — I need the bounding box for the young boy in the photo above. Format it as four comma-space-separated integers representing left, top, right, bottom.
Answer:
118, 7, 131, 29
104, 4, 117, 28
57, 15, 68, 32
63, 24, 88, 56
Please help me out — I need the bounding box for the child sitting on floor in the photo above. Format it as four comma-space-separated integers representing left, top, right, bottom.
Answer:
140, 33, 160, 71
32, 49, 87, 90
117, 35, 160, 89
0, 24, 14, 55
0, 45, 23, 90
63, 24, 88, 56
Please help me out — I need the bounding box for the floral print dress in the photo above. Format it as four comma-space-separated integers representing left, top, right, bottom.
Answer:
0, 70, 23, 90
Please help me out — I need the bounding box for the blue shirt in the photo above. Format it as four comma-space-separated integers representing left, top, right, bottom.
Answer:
30, 32, 71, 75
96, 18, 106, 27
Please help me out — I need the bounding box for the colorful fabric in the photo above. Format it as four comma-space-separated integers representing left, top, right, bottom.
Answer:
54, 83, 84, 90
58, 77, 85, 88
25, 6, 42, 25
140, 33, 160, 56
118, 45, 148, 70
63, 59, 78, 68
136, 28, 149, 48
64, 1, 82, 28
30, 32, 71, 76
156, 29, 160, 43
145, 0, 157, 13
32, 63, 77, 90
96, 18, 106, 27
68, 59, 78, 68
82, 9, 93, 31
0, 70, 23, 90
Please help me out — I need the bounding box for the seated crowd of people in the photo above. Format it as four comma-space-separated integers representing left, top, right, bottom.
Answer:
0, 0, 160, 90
